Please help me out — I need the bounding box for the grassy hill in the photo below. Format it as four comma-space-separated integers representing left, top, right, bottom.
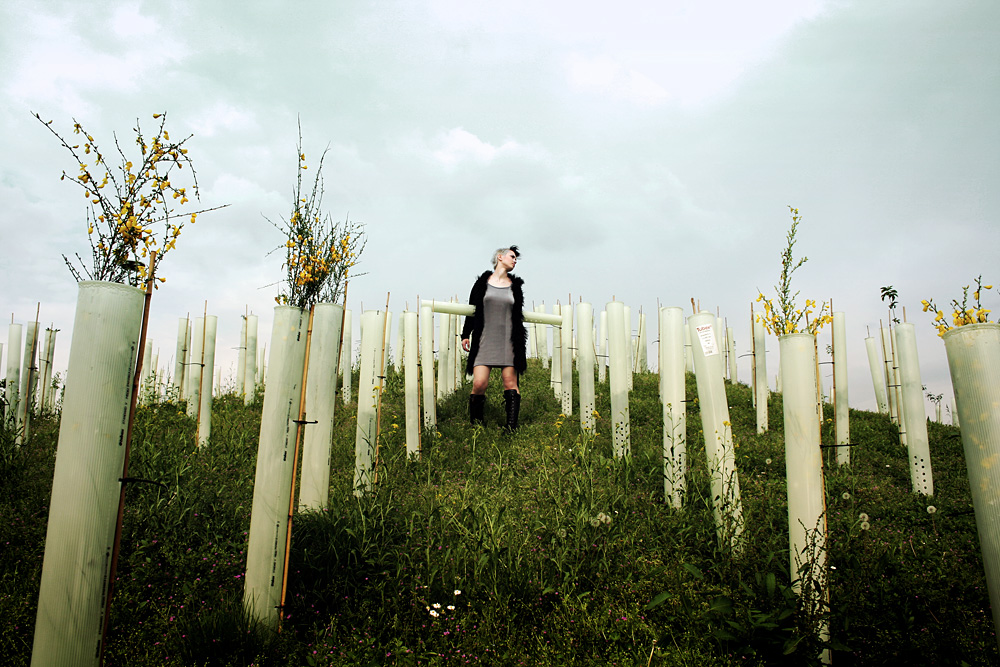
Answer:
1, 360, 996, 665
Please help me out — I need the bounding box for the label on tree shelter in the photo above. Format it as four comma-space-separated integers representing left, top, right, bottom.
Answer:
695, 324, 719, 356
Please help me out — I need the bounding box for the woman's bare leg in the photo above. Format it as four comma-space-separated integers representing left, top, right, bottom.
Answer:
471, 366, 491, 395
501, 366, 519, 392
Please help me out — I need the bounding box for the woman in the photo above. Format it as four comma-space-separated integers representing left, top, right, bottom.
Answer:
461, 245, 528, 430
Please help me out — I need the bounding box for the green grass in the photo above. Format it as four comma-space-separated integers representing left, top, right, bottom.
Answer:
1, 361, 996, 665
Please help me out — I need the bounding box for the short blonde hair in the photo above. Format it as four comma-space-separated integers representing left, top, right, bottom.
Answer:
491, 245, 521, 269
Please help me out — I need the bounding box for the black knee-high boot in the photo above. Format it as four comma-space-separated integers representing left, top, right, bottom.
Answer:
503, 389, 521, 431
469, 394, 486, 425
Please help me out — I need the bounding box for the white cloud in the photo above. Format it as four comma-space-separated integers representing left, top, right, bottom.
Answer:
427, 128, 543, 168
565, 53, 669, 107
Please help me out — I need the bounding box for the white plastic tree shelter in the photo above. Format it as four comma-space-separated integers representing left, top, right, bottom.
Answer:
236, 315, 247, 399
31, 281, 143, 667
891, 326, 908, 447
245, 314, 259, 404
402, 311, 421, 458
753, 318, 769, 434
832, 312, 850, 465
298, 303, 343, 512
606, 301, 631, 458
635, 312, 648, 372
689, 312, 744, 547
683, 324, 694, 374
560, 303, 573, 416
660, 307, 687, 508
598, 310, 608, 383
244, 306, 309, 628
340, 309, 353, 403
196, 316, 217, 447
186, 317, 204, 419
551, 304, 562, 400
536, 304, 550, 368
420, 302, 436, 428
624, 305, 634, 390
779, 332, 830, 657
17, 320, 39, 441
895, 323, 933, 495
173, 318, 188, 399
139, 339, 153, 405
864, 335, 889, 414
436, 306, 453, 401
726, 327, 737, 383
354, 310, 383, 496
943, 323, 1000, 650
577, 303, 595, 431
880, 324, 899, 424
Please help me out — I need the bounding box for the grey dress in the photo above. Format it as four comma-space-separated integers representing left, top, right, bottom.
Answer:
472, 283, 515, 367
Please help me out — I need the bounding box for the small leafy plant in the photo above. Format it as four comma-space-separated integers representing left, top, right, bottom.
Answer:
756, 206, 832, 336
34, 111, 223, 286
269, 123, 366, 309
922, 276, 993, 336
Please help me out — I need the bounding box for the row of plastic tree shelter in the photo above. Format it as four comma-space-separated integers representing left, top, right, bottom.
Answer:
21, 279, 1000, 663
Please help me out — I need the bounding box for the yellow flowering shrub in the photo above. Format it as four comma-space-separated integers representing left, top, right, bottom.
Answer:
922, 276, 993, 336
271, 124, 366, 308
755, 207, 832, 335
34, 111, 223, 286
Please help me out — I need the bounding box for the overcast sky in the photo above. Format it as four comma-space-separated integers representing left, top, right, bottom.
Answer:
2, 0, 998, 417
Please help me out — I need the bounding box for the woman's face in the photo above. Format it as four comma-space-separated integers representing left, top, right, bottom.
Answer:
498, 250, 517, 271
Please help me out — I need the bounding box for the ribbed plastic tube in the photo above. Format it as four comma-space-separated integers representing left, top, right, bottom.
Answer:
382, 311, 393, 376
832, 313, 850, 465
891, 328, 907, 447
236, 316, 247, 400
16, 321, 37, 440
624, 305, 634, 390
173, 318, 188, 400
726, 327, 737, 383
865, 336, 888, 414
183, 324, 193, 401
340, 309, 353, 404
402, 311, 420, 458
298, 304, 343, 512
952, 396, 960, 427
561, 304, 573, 416
778, 332, 829, 649
420, 303, 436, 429
197, 316, 217, 446
244, 306, 308, 627
689, 312, 744, 546
753, 319, 769, 434
245, 314, 258, 404
139, 339, 153, 405
881, 325, 899, 424
395, 313, 404, 373
4, 323, 22, 428
944, 323, 1000, 649
606, 302, 631, 457
636, 312, 648, 372
551, 305, 562, 400
577, 303, 595, 431
538, 305, 550, 369
896, 323, 933, 494
31, 281, 143, 667
38, 328, 55, 411
684, 324, 693, 374
186, 317, 204, 419
437, 308, 451, 401
354, 311, 382, 496
45, 328, 58, 411
598, 310, 607, 382
660, 307, 686, 508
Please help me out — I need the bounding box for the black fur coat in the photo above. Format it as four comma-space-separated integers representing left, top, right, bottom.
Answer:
460, 271, 527, 375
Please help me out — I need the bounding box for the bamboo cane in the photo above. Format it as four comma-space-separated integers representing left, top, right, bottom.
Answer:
99, 251, 157, 666
278, 303, 316, 628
